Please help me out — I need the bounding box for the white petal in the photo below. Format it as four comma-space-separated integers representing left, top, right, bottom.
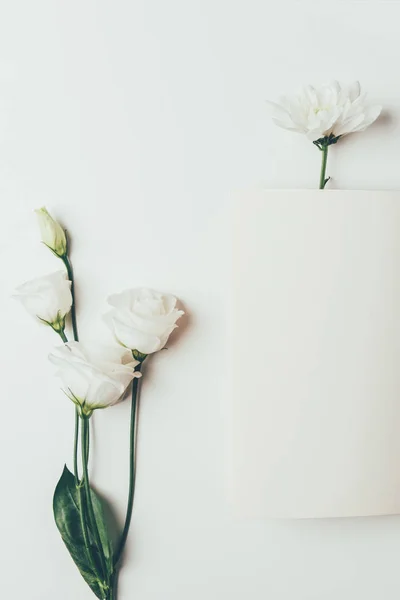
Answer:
14, 270, 72, 323
86, 374, 125, 408
162, 294, 178, 314
352, 105, 382, 131
80, 343, 131, 368
301, 85, 318, 109
49, 357, 93, 402
327, 81, 341, 105
306, 129, 326, 141
158, 325, 178, 350
333, 113, 365, 136
132, 309, 182, 337
110, 314, 163, 353
348, 81, 361, 102
266, 100, 291, 118
316, 84, 331, 107
106, 289, 134, 310
132, 289, 166, 317
287, 98, 307, 128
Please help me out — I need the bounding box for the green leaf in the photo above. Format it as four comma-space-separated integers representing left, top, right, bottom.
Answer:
53, 466, 113, 598
90, 487, 113, 567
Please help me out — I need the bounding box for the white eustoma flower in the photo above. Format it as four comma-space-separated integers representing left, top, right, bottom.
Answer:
268, 81, 381, 142
105, 288, 184, 355
35, 206, 67, 258
14, 270, 72, 330
49, 342, 141, 415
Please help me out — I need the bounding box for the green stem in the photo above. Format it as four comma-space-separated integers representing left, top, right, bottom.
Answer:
77, 481, 99, 582
73, 409, 80, 481
62, 254, 79, 342
319, 144, 329, 189
56, 346, 100, 589
58, 329, 68, 343
55, 329, 80, 482
113, 365, 142, 567
60, 253, 81, 482
81, 417, 107, 580
85, 417, 90, 464
106, 580, 115, 600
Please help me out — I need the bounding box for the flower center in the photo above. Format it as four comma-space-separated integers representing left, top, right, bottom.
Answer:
313, 106, 330, 115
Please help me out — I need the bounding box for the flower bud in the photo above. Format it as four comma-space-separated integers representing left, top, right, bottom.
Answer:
35, 207, 67, 258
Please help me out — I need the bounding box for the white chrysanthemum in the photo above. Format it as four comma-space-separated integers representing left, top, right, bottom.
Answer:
268, 81, 381, 142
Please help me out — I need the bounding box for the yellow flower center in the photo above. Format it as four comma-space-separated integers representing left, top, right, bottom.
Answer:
314, 106, 330, 114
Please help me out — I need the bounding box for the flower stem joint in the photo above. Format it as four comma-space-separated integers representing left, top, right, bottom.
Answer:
66, 391, 94, 419
313, 134, 341, 189
312, 133, 341, 150
37, 311, 67, 335
132, 349, 147, 363
50, 313, 67, 335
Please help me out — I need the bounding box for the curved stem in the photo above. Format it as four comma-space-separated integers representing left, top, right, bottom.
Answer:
81, 417, 107, 580
114, 366, 142, 567
319, 145, 329, 189
62, 254, 79, 342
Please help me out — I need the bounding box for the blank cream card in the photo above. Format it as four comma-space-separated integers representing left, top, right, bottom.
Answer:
231, 190, 400, 518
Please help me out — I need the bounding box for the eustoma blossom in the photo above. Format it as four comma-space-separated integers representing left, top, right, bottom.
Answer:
14, 270, 72, 335
14, 208, 184, 600
49, 342, 141, 416
268, 81, 381, 188
104, 287, 184, 568
105, 287, 184, 356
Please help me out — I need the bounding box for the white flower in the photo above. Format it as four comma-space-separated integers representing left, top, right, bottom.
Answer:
268, 81, 381, 142
49, 341, 141, 415
35, 207, 67, 258
105, 288, 184, 355
14, 271, 72, 330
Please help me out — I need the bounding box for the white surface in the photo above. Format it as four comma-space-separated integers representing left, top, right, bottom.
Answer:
1, 1, 400, 599
232, 190, 400, 518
